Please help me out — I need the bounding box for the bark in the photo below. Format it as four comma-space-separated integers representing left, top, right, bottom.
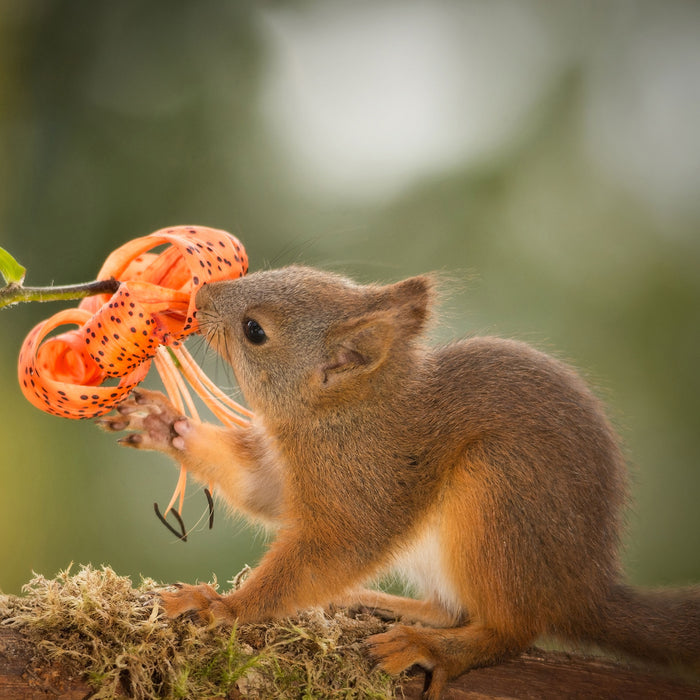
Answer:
2, 626, 697, 700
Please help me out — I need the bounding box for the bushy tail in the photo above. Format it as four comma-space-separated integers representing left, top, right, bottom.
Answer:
580, 583, 700, 669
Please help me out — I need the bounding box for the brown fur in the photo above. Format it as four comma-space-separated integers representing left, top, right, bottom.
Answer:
105, 266, 700, 699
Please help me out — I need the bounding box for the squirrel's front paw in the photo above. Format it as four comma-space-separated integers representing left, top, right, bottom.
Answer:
160, 584, 237, 625
96, 388, 191, 454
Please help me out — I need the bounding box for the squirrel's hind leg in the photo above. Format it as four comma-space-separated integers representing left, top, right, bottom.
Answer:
367, 622, 532, 700
333, 588, 460, 627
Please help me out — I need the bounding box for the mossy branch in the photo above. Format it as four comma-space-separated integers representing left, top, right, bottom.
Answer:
0, 278, 120, 310
1, 566, 698, 700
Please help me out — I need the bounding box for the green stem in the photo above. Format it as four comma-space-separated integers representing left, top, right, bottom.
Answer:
0, 278, 120, 310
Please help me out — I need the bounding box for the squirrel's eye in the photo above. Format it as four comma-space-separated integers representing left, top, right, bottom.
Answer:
243, 318, 267, 345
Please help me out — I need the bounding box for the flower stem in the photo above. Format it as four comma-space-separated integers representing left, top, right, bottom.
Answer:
0, 278, 120, 310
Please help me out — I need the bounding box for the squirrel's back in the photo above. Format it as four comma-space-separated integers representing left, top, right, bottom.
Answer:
412, 336, 628, 635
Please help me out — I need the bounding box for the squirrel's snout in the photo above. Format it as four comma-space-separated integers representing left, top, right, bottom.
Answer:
195, 282, 212, 312
195, 279, 242, 320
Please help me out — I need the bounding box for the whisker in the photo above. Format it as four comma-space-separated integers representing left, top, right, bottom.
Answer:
264, 235, 320, 269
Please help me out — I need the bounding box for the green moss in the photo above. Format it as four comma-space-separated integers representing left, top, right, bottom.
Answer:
0, 564, 399, 699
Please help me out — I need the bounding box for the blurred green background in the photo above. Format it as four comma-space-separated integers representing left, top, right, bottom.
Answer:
1, 1, 698, 596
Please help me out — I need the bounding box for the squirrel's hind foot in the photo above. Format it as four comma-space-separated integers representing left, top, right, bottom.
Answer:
367, 622, 529, 700
367, 625, 448, 699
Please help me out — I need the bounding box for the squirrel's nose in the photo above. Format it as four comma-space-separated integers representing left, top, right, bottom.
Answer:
195, 279, 240, 316
194, 282, 212, 312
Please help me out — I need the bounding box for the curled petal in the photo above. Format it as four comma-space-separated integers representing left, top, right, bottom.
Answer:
37, 327, 105, 386
81, 226, 248, 340
18, 308, 149, 419
139, 226, 248, 337
78, 253, 161, 315
97, 225, 247, 286
83, 281, 189, 376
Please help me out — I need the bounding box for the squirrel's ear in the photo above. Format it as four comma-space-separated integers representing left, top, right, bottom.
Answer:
317, 275, 433, 389
319, 311, 395, 388
375, 275, 433, 336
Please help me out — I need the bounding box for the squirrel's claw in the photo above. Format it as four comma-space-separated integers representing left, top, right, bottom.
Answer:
95, 417, 129, 432
118, 433, 143, 447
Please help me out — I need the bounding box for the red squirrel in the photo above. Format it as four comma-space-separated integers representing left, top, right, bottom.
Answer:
103, 265, 700, 699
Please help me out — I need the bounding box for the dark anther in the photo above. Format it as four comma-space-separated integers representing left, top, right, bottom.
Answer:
205, 488, 215, 529
422, 669, 433, 695
154, 502, 188, 541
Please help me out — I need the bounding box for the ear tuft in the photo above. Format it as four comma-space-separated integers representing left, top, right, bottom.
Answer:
380, 275, 434, 336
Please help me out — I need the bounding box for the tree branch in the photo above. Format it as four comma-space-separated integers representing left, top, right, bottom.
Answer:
0, 278, 120, 310
2, 567, 699, 699
1, 625, 698, 700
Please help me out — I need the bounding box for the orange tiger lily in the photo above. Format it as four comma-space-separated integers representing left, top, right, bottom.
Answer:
17, 226, 252, 539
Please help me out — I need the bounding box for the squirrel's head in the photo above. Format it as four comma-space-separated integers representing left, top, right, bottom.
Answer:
195, 266, 434, 416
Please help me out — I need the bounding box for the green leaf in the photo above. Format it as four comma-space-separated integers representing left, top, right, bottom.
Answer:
0, 246, 26, 285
